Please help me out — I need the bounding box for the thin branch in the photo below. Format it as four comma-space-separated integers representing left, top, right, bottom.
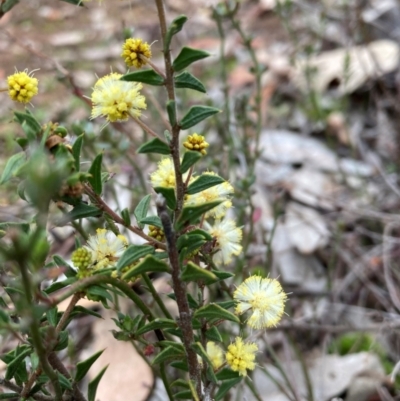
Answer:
156, 195, 201, 394
83, 183, 166, 250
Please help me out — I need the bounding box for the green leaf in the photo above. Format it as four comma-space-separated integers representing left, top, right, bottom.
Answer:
54, 330, 69, 351
167, 292, 198, 309
15, 137, 28, 150
43, 277, 77, 294
172, 47, 210, 72
88, 365, 108, 401
134, 194, 151, 226
87, 152, 103, 195
46, 307, 58, 327
186, 228, 213, 241
121, 208, 131, 226
65, 203, 101, 221
5, 347, 31, 380
0, 221, 30, 233
86, 285, 113, 302
180, 151, 202, 174
75, 350, 105, 382
177, 233, 207, 251
171, 379, 190, 388
139, 216, 162, 228
194, 304, 239, 323
70, 306, 102, 320
117, 245, 154, 271
152, 345, 185, 365
72, 134, 84, 172
165, 15, 188, 52
0, 393, 19, 400
137, 138, 170, 155
14, 111, 41, 140
60, 0, 85, 5
121, 70, 164, 86
177, 235, 206, 261
180, 106, 220, 130
135, 318, 177, 336
214, 377, 242, 400
0, 152, 26, 185
166, 100, 176, 126
1, 0, 19, 13
215, 368, 241, 381
57, 372, 73, 390
186, 174, 225, 195
174, 390, 193, 400
122, 255, 170, 280
154, 186, 176, 210
177, 200, 222, 228
212, 270, 234, 280
205, 326, 223, 342
53, 255, 77, 278
216, 300, 236, 310
170, 360, 188, 371
175, 71, 206, 93
181, 262, 217, 284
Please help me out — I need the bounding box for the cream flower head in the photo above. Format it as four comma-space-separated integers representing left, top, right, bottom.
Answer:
84, 228, 128, 268
204, 218, 242, 265
206, 341, 224, 370
150, 157, 193, 189
234, 276, 287, 329
185, 172, 233, 219
91, 73, 146, 122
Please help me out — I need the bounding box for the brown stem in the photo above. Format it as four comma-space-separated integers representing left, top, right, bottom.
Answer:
83, 183, 166, 250
154, 0, 185, 219
139, 55, 166, 80
131, 114, 164, 140
48, 352, 87, 401
156, 196, 201, 395
56, 292, 82, 335
0, 376, 56, 401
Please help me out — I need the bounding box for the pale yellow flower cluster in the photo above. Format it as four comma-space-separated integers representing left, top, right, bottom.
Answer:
91, 73, 146, 123
205, 338, 258, 377
90, 38, 151, 123
71, 228, 128, 277
234, 276, 287, 329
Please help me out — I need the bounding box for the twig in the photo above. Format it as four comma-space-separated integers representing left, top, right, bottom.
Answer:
0, 376, 57, 401
156, 195, 201, 395
131, 115, 165, 140
154, 0, 185, 219
56, 292, 82, 335
383, 223, 400, 312
83, 183, 166, 250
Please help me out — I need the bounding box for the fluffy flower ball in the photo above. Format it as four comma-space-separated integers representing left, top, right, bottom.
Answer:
205, 218, 242, 265
84, 228, 128, 269
91, 73, 146, 122
185, 172, 233, 219
7, 70, 38, 103
121, 38, 152, 69
234, 276, 287, 329
226, 337, 258, 376
206, 342, 224, 370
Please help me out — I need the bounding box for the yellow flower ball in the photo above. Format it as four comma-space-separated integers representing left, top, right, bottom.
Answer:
121, 38, 152, 69
7, 69, 39, 103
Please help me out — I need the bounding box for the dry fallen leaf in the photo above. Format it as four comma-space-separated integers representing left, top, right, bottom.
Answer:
244, 352, 385, 401
292, 40, 400, 94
